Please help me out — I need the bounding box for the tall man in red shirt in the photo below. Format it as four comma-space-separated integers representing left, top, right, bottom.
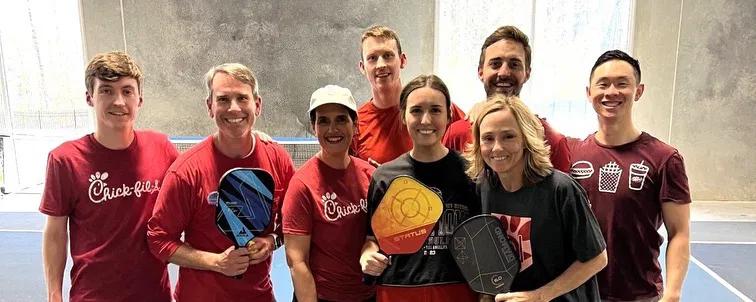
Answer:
147, 63, 295, 302
568, 50, 691, 302
352, 25, 465, 165
442, 25, 570, 173
40, 51, 178, 302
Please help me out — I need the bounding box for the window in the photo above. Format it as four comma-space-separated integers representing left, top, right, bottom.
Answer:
0, 0, 89, 192
0, 0, 90, 133
436, 0, 634, 138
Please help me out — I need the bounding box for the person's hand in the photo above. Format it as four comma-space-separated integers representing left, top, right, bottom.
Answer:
247, 236, 274, 265
253, 130, 274, 143
214, 246, 251, 276
360, 251, 389, 276
495, 290, 548, 302
466, 102, 486, 123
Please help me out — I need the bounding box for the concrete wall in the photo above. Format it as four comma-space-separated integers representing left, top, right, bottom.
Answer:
633, 0, 756, 201
78, 1, 756, 201
79, 0, 435, 137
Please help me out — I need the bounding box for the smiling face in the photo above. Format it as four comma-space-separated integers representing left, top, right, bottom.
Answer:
206, 72, 261, 141
587, 59, 644, 120
87, 77, 142, 131
479, 108, 525, 177
312, 103, 355, 157
478, 39, 530, 97
403, 87, 449, 148
359, 37, 407, 92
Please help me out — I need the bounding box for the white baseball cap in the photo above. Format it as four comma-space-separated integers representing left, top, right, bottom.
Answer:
308, 85, 357, 116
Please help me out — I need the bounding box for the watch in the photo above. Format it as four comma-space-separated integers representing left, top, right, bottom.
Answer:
270, 233, 283, 250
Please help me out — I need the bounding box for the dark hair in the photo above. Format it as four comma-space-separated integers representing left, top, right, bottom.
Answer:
478, 25, 532, 71
399, 74, 452, 119
589, 50, 642, 83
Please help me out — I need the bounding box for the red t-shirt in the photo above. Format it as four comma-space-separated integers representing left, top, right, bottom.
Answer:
282, 156, 376, 301
351, 99, 465, 164
39, 131, 178, 302
442, 117, 571, 173
147, 135, 295, 302
567, 132, 691, 301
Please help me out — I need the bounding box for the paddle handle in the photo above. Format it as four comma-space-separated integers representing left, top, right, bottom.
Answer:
232, 245, 245, 279
231, 243, 251, 280
362, 250, 390, 285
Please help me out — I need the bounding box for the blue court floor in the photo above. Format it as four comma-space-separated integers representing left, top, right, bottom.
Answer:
0, 191, 754, 302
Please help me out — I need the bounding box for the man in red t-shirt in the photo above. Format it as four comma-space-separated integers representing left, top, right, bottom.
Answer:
442, 25, 570, 173
283, 85, 377, 302
567, 50, 691, 302
147, 63, 295, 302
39, 51, 178, 302
352, 25, 465, 165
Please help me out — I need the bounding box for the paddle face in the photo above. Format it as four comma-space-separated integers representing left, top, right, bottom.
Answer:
213, 168, 275, 249
451, 214, 520, 295
371, 175, 443, 255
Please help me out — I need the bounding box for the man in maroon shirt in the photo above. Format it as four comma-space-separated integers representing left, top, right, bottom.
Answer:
147, 63, 295, 301
442, 25, 571, 173
40, 51, 177, 302
568, 50, 691, 302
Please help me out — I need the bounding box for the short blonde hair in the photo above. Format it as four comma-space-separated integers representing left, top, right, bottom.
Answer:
359, 25, 403, 60
85, 51, 143, 95
204, 63, 260, 100
464, 95, 553, 186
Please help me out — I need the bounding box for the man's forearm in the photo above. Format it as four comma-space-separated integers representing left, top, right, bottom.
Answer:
290, 262, 318, 302
42, 230, 67, 300
664, 233, 690, 299
539, 252, 607, 300
168, 244, 218, 272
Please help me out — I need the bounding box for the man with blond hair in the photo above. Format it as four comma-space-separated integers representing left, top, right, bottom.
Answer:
147, 63, 295, 301
40, 51, 177, 302
352, 25, 466, 165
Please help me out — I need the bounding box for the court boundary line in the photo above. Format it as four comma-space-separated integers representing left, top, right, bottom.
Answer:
690, 256, 753, 302
0, 229, 42, 233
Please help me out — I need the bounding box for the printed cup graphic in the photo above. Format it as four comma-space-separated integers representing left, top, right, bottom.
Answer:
598, 162, 622, 193
628, 161, 649, 190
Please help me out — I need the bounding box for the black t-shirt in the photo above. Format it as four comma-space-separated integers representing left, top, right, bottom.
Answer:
479, 170, 606, 302
366, 151, 481, 286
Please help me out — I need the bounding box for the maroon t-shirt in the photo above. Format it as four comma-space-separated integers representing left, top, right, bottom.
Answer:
147, 135, 295, 302
39, 131, 178, 302
567, 132, 691, 301
282, 156, 376, 301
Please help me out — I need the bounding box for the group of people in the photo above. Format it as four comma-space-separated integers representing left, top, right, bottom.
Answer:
40, 24, 691, 302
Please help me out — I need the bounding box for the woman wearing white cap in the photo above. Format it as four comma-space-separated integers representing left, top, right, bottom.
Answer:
282, 85, 377, 302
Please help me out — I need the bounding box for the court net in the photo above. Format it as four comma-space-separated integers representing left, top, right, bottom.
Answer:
0, 133, 319, 194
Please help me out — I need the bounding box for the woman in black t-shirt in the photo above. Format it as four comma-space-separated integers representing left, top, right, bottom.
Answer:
465, 95, 607, 302
359, 74, 480, 302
